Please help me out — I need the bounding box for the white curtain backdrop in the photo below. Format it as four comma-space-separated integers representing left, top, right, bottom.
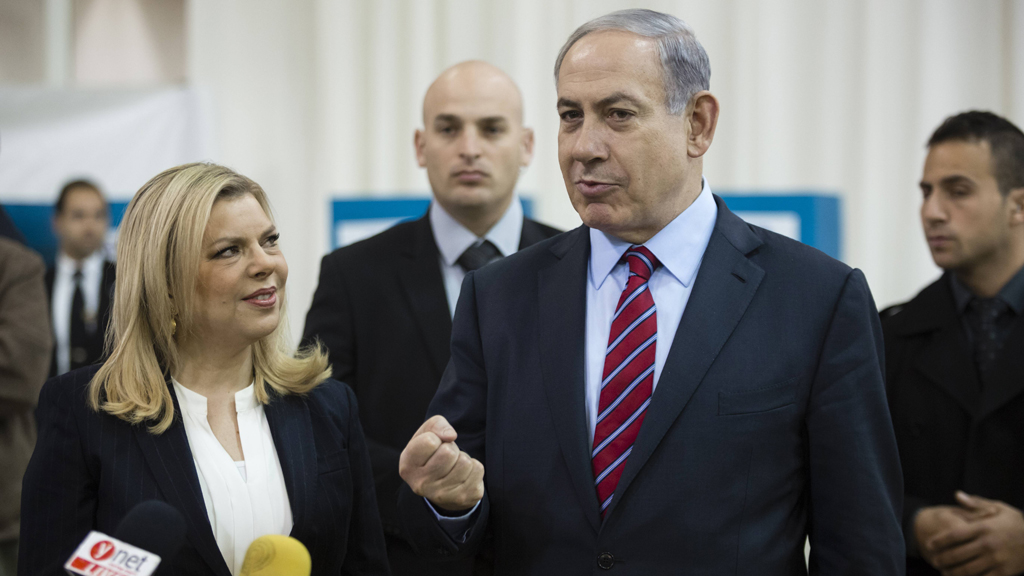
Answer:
185, 0, 1024, 341
0, 87, 211, 202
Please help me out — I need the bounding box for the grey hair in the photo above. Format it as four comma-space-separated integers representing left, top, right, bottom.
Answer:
554, 9, 711, 115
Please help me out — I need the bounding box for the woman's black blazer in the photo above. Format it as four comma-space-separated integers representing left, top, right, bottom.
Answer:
19, 364, 390, 576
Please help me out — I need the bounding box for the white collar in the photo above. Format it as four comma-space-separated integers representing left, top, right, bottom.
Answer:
429, 195, 524, 266
589, 178, 718, 290
56, 250, 105, 277
172, 378, 259, 417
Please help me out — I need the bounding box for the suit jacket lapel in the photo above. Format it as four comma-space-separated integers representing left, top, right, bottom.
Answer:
398, 216, 453, 377
606, 198, 765, 522
893, 277, 981, 415
537, 227, 601, 533
978, 320, 1024, 419
133, 385, 230, 576
263, 392, 319, 545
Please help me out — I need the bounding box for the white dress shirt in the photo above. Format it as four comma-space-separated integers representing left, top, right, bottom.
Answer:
172, 380, 293, 576
584, 180, 718, 443
51, 251, 105, 375
429, 196, 524, 318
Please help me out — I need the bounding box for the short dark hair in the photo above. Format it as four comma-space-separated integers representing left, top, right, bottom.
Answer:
927, 111, 1024, 196
55, 179, 106, 214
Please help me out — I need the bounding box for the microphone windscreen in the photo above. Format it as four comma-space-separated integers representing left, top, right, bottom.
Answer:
240, 535, 312, 576
112, 500, 187, 567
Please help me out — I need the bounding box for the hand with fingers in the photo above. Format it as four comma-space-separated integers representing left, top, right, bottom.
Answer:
399, 415, 485, 514
919, 491, 1024, 576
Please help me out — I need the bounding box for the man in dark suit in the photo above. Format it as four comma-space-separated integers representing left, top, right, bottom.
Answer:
45, 180, 115, 377
397, 9, 904, 574
0, 233, 52, 576
302, 60, 559, 575
883, 111, 1024, 576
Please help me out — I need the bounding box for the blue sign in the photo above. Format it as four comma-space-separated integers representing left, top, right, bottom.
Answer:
4, 193, 841, 266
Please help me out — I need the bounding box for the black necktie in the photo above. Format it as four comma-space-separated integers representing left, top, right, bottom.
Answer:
457, 240, 501, 272
70, 269, 89, 370
965, 297, 1010, 382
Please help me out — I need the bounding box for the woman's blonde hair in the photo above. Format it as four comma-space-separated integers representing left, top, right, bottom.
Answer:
89, 162, 330, 433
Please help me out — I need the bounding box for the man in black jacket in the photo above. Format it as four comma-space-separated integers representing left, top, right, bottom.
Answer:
302, 61, 559, 575
46, 180, 115, 377
883, 111, 1024, 576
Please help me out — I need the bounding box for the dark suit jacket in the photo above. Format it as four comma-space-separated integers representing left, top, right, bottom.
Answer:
398, 196, 905, 575
44, 259, 115, 377
882, 274, 1024, 576
301, 214, 559, 574
19, 365, 389, 576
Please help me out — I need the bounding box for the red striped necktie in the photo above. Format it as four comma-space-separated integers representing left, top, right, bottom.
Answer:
592, 245, 660, 517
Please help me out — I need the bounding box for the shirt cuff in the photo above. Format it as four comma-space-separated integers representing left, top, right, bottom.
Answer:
424, 498, 480, 543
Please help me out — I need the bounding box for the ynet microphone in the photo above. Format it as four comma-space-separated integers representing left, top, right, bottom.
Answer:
239, 535, 312, 576
64, 500, 187, 576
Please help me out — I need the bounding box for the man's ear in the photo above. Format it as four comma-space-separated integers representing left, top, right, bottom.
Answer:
414, 129, 427, 167
686, 91, 720, 159
1009, 187, 1024, 225
520, 127, 535, 167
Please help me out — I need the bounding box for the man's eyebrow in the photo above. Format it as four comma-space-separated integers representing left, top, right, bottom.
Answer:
477, 116, 509, 124
939, 175, 975, 187
595, 92, 645, 109
556, 93, 646, 110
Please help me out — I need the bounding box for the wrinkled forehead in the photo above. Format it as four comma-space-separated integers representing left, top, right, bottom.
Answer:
556, 30, 665, 105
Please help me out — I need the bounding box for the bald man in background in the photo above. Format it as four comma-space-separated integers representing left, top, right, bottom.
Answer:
302, 61, 560, 575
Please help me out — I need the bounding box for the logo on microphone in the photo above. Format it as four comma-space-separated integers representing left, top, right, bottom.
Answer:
65, 531, 161, 576
90, 540, 116, 561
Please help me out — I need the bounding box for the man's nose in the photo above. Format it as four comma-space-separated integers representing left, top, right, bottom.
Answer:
571, 119, 609, 164
458, 128, 482, 161
921, 193, 947, 224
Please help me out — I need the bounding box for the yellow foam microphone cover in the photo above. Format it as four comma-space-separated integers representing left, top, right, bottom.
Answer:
239, 535, 311, 576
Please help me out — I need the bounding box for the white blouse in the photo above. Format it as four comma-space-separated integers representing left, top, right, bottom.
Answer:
171, 379, 293, 575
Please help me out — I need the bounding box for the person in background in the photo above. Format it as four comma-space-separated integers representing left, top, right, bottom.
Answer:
302, 60, 559, 575
883, 111, 1024, 576
396, 9, 903, 574
0, 224, 52, 576
46, 180, 115, 377
21, 163, 389, 576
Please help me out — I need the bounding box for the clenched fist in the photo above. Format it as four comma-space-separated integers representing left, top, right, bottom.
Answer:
399, 415, 485, 513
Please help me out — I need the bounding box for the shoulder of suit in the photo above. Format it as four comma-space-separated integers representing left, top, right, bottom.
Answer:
321, 218, 422, 266
39, 364, 103, 412
879, 275, 950, 333
878, 303, 907, 321
472, 228, 578, 285
0, 237, 45, 278
303, 378, 355, 422
523, 217, 562, 240
737, 221, 855, 284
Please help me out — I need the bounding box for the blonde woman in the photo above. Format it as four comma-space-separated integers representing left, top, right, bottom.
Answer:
20, 164, 390, 576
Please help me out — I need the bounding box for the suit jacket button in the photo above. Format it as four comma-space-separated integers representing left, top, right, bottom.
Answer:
597, 552, 615, 569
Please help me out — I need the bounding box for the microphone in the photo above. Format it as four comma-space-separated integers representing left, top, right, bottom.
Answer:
113, 500, 187, 574
239, 535, 312, 576
64, 500, 187, 576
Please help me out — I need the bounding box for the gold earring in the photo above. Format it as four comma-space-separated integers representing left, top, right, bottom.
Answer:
171, 317, 177, 336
